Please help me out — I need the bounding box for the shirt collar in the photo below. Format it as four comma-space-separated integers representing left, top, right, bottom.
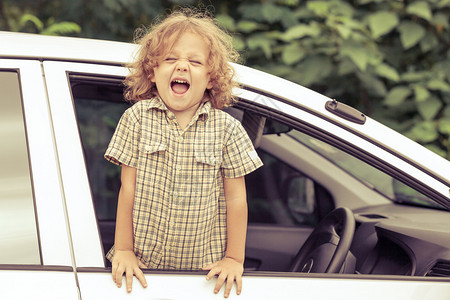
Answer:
145, 97, 168, 111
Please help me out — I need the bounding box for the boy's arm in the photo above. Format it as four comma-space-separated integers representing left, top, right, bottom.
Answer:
111, 164, 147, 292
203, 176, 247, 298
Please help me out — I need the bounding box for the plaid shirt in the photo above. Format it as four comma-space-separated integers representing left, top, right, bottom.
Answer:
105, 97, 262, 270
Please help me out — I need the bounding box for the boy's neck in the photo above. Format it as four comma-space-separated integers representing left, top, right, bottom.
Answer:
170, 104, 201, 130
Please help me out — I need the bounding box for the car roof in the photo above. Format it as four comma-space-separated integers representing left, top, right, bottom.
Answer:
0, 31, 137, 65
1, 31, 450, 192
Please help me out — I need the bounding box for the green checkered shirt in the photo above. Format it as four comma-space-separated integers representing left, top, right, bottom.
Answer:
105, 97, 262, 270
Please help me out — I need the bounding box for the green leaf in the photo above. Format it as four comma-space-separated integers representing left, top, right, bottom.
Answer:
279, 9, 299, 29
338, 59, 358, 75
20, 14, 44, 32
340, 40, 369, 71
281, 43, 306, 65
384, 86, 412, 106
407, 121, 438, 143
238, 4, 265, 22
375, 63, 400, 82
437, 0, 450, 9
232, 36, 245, 51
433, 12, 449, 30
420, 33, 439, 53
398, 21, 426, 49
307, 1, 330, 16
406, 1, 432, 21
413, 84, 430, 102
444, 106, 450, 117
246, 35, 275, 59
41, 22, 81, 36
401, 71, 430, 82
278, 0, 300, 7
280, 23, 321, 41
439, 118, 450, 135
261, 3, 285, 23
294, 55, 332, 86
336, 24, 352, 39
216, 14, 235, 31
417, 96, 442, 120
236, 21, 261, 33
357, 72, 387, 97
368, 11, 399, 38
358, 0, 385, 3
427, 79, 450, 92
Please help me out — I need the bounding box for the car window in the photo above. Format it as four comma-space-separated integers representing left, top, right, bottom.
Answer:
71, 76, 323, 259
0, 71, 40, 265
287, 129, 444, 210
245, 148, 322, 226
71, 75, 130, 221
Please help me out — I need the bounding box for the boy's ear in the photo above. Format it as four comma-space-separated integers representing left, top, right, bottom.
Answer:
206, 79, 213, 89
150, 74, 156, 83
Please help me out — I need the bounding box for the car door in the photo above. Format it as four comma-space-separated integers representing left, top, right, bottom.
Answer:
0, 59, 78, 299
42, 60, 321, 274
42, 59, 450, 300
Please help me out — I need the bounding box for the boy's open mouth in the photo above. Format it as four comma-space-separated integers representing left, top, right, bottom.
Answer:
171, 79, 190, 94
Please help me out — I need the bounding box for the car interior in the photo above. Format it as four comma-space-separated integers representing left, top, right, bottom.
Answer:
70, 74, 450, 279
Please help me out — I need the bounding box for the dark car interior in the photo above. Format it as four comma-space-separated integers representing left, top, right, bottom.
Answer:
70, 74, 450, 279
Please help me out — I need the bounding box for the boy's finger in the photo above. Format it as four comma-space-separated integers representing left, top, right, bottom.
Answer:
125, 267, 134, 292
214, 273, 227, 294
224, 275, 235, 298
235, 275, 242, 295
202, 262, 217, 271
134, 268, 148, 288
205, 267, 219, 280
111, 263, 117, 282
115, 266, 125, 287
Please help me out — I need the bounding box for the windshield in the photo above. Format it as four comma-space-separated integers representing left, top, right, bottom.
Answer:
286, 129, 445, 210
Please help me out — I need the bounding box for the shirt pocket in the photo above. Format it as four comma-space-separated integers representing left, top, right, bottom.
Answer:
194, 145, 223, 190
194, 150, 222, 167
140, 141, 167, 154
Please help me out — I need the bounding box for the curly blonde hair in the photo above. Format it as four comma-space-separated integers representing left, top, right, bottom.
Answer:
124, 8, 241, 109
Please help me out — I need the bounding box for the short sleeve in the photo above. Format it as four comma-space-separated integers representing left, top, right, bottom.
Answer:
222, 119, 263, 178
104, 106, 141, 168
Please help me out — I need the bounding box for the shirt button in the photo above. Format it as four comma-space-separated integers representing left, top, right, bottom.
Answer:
173, 192, 178, 199
145, 145, 151, 152
210, 156, 216, 164
176, 165, 182, 171
179, 136, 184, 142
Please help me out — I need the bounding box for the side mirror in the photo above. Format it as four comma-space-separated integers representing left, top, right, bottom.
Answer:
286, 176, 315, 215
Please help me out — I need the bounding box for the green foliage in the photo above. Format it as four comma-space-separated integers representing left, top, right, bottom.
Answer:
1, 1, 81, 35
1, 0, 449, 159
216, 0, 450, 159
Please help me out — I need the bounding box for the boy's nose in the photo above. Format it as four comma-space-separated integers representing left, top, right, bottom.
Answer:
176, 61, 188, 72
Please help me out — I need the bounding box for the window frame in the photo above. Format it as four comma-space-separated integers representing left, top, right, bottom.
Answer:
0, 59, 73, 268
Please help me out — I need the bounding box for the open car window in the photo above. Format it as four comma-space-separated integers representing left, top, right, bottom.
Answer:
70, 73, 446, 270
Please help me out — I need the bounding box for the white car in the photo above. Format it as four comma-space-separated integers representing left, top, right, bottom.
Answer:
1, 31, 449, 299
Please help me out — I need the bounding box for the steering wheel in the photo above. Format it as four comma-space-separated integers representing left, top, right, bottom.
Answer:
290, 207, 355, 273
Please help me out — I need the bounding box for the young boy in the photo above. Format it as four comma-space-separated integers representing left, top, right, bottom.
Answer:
104, 8, 262, 298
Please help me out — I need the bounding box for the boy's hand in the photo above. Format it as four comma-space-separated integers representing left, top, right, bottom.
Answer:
203, 257, 244, 298
111, 250, 148, 292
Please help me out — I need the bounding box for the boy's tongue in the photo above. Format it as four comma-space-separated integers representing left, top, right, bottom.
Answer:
172, 82, 189, 94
